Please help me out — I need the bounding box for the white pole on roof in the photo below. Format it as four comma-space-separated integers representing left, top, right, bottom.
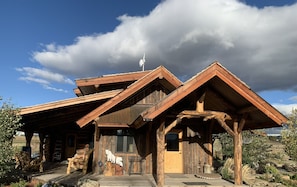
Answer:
139, 53, 146, 71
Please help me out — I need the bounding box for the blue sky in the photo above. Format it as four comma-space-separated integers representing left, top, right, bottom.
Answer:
1, 0, 297, 116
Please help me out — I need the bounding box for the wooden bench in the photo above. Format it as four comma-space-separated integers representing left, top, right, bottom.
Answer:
66, 147, 93, 174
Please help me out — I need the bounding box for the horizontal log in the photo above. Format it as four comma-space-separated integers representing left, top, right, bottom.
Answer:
179, 110, 232, 121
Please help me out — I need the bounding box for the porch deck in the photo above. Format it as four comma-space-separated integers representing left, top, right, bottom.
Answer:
30, 163, 247, 187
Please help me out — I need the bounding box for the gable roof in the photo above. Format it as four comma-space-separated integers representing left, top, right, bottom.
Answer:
76, 66, 182, 127
141, 62, 287, 130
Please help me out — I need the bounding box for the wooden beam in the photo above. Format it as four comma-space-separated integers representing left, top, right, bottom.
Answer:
179, 110, 232, 121
238, 114, 247, 133
132, 116, 146, 129
233, 121, 243, 185
164, 118, 181, 135
75, 70, 151, 87
97, 123, 129, 128
196, 92, 206, 112
217, 118, 235, 137
179, 109, 235, 136
156, 119, 165, 186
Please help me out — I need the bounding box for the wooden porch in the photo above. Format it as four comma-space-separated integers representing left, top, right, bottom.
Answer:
30, 164, 246, 187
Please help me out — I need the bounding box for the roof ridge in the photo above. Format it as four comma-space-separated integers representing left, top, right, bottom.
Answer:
75, 70, 152, 81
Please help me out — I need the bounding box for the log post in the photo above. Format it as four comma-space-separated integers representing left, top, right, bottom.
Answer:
156, 119, 165, 186
233, 121, 243, 185
24, 131, 33, 157
38, 133, 45, 160
93, 119, 100, 173
196, 92, 206, 112
206, 120, 214, 166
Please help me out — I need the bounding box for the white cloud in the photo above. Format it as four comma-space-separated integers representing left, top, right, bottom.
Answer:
16, 67, 73, 93
17, 67, 74, 85
272, 103, 297, 115
19, 0, 297, 95
289, 96, 297, 102
43, 85, 69, 93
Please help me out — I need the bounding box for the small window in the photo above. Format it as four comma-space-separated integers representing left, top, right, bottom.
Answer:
166, 133, 179, 151
116, 129, 135, 153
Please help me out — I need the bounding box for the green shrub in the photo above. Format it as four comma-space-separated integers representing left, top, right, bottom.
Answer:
217, 130, 272, 172
0, 97, 23, 181
265, 164, 282, 183
282, 109, 297, 161
10, 179, 27, 187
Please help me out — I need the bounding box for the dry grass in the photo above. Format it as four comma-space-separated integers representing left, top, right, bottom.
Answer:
13, 135, 40, 154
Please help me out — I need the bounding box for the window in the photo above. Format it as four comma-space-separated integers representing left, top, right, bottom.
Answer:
166, 133, 179, 151
116, 129, 135, 153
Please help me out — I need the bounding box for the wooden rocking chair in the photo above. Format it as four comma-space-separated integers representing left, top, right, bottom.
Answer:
66, 145, 93, 174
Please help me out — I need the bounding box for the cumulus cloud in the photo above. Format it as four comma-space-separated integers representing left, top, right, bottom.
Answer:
20, 0, 297, 94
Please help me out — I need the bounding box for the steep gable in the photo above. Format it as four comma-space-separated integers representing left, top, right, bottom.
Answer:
76, 66, 182, 127
141, 62, 287, 132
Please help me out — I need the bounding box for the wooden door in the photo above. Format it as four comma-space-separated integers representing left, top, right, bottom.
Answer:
164, 130, 183, 173
65, 133, 76, 158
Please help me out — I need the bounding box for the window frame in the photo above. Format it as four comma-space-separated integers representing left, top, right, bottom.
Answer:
116, 129, 135, 153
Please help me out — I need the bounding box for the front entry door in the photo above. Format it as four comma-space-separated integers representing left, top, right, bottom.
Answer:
164, 130, 183, 173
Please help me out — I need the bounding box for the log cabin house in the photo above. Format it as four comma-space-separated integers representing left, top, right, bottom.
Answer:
20, 62, 287, 186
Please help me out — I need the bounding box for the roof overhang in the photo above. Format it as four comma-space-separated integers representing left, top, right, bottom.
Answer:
140, 62, 287, 132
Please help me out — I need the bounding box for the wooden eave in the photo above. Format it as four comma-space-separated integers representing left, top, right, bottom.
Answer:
74, 88, 83, 97
20, 89, 122, 115
75, 70, 151, 87
76, 66, 182, 127
142, 62, 287, 127
75, 71, 152, 95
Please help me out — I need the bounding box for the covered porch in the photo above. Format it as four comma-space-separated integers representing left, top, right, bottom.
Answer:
30, 166, 245, 187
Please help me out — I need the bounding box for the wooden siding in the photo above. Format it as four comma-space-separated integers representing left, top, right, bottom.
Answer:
97, 128, 148, 175
182, 123, 211, 174
98, 86, 169, 124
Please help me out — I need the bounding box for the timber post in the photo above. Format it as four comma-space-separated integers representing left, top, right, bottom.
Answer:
233, 121, 242, 185
233, 115, 246, 185
206, 120, 214, 166
38, 132, 45, 161
24, 131, 33, 157
93, 118, 100, 173
156, 119, 165, 186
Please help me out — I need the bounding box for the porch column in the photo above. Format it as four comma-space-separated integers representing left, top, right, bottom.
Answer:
38, 132, 45, 172
93, 120, 100, 173
156, 119, 165, 186
25, 131, 33, 157
233, 121, 242, 185
38, 133, 45, 160
206, 120, 214, 166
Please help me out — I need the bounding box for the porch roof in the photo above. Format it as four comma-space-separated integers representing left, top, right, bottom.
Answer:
140, 62, 287, 133
19, 89, 122, 132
